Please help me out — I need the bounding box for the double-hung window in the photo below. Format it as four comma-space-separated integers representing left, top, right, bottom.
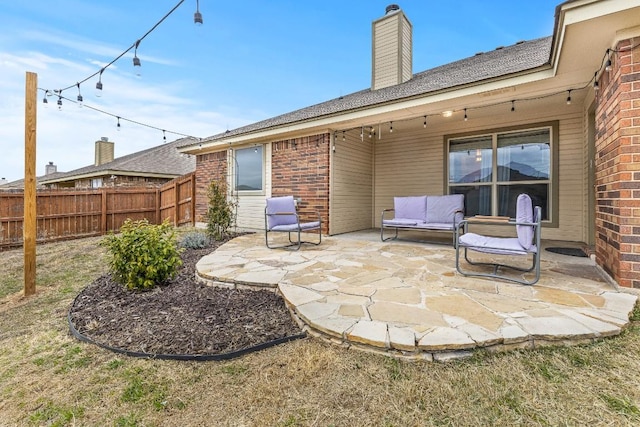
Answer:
448, 125, 554, 221
234, 146, 263, 192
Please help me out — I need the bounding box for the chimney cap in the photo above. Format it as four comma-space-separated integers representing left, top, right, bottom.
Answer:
101, 136, 109, 142
385, 4, 400, 14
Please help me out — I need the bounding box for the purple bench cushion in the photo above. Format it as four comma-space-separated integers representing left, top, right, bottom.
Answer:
270, 221, 320, 232
394, 196, 427, 221
426, 194, 464, 224
266, 196, 297, 229
516, 194, 534, 250
383, 218, 420, 226
459, 232, 537, 255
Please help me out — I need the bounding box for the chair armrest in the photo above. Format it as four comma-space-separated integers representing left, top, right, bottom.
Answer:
381, 208, 395, 222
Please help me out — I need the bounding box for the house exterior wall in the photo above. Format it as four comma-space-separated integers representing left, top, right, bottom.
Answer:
372, 108, 588, 243
594, 37, 640, 288
195, 151, 227, 223
270, 134, 330, 234
330, 131, 374, 235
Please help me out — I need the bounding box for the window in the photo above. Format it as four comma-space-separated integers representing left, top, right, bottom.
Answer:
448, 126, 552, 220
91, 178, 103, 188
234, 146, 263, 192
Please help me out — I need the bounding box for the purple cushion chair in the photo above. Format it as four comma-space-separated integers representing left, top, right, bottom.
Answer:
264, 196, 322, 250
454, 193, 542, 285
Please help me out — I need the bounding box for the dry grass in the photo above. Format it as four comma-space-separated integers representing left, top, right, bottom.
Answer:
1, 236, 640, 426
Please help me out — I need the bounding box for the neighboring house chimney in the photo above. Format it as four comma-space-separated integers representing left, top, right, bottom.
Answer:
0, 177, 7, 186
45, 161, 57, 175
372, 4, 413, 91
95, 137, 114, 166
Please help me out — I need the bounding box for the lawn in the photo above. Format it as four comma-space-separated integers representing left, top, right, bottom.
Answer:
1, 235, 639, 426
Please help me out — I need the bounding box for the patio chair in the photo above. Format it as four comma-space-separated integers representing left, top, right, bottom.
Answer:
454, 193, 542, 285
264, 196, 322, 250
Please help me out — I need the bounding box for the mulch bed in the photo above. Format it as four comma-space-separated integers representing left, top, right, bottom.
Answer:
68, 238, 304, 358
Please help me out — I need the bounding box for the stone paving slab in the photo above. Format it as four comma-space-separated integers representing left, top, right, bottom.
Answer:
196, 233, 639, 360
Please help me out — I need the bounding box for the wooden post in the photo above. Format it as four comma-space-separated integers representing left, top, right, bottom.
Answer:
24, 72, 37, 297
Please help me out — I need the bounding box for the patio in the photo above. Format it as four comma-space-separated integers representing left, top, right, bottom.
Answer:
195, 231, 638, 361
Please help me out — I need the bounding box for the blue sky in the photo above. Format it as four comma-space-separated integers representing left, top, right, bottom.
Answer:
0, 0, 560, 182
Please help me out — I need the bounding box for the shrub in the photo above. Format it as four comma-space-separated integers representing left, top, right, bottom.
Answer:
101, 218, 183, 291
179, 231, 210, 249
206, 180, 236, 241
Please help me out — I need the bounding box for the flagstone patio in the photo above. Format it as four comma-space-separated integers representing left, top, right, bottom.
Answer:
195, 232, 638, 361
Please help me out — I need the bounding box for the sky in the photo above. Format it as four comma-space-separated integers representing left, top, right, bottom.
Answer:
0, 0, 561, 183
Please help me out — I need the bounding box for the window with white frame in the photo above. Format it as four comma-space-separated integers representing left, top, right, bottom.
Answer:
448, 126, 552, 220
91, 178, 103, 188
234, 146, 263, 192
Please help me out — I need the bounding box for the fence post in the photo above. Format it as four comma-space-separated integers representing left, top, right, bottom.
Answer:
155, 188, 161, 225
101, 188, 107, 234
190, 173, 196, 226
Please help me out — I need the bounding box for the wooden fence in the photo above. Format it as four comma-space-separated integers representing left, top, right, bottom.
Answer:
0, 173, 195, 250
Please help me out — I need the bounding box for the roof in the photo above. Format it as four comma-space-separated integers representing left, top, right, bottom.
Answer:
38, 137, 196, 185
182, 36, 552, 148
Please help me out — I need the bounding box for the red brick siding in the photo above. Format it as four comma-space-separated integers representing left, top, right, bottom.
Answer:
594, 37, 640, 288
271, 133, 331, 234
195, 151, 228, 223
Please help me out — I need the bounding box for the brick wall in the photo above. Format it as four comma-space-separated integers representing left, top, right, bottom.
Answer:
271, 133, 331, 234
195, 151, 227, 223
594, 37, 640, 288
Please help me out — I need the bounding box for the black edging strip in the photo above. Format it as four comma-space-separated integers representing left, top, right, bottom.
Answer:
67, 294, 306, 361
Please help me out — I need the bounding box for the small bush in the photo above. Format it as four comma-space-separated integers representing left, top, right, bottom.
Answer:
206, 180, 237, 241
101, 218, 183, 291
179, 231, 210, 249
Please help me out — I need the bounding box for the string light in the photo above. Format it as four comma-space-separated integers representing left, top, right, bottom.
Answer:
605, 49, 612, 72
163, 130, 167, 142
116, 116, 121, 131
194, 0, 203, 25
360, 126, 364, 141
566, 90, 572, 105
42, 90, 49, 107
133, 40, 142, 76
389, 121, 393, 133
76, 83, 83, 107
57, 94, 63, 110
464, 108, 468, 121
594, 72, 599, 92
423, 116, 427, 128
342, 131, 345, 142
511, 100, 515, 112
95, 69, 104, 97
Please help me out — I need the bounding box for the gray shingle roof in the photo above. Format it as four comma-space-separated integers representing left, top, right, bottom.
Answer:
184, 36, 552, 147
39, 137, 196, 184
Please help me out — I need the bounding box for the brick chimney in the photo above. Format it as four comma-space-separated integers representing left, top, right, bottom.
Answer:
95, 137, 114, 166
45, 161, 57, 175
372, 4, 413, 91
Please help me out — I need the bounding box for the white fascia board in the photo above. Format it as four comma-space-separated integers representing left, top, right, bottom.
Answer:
551, 0, 640, 72
187, 68, 555, 153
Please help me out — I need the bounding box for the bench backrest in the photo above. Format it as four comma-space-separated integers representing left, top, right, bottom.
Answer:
426, 194, 464, 224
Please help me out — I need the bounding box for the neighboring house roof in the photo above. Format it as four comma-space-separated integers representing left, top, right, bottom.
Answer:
38, 137, 196, 185
182, 36, 552, 147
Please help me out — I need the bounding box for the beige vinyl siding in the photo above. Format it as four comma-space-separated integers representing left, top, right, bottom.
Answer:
330, 132, 373, 235
233, 144, 271, 231
373, 106, 587, 242
373, 16, 400, 90
401, 17, 412, 83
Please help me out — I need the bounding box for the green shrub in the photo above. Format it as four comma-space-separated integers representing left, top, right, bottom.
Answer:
206, 180, 236, 241
101, 218, 183, 291
179, 231, 210, 249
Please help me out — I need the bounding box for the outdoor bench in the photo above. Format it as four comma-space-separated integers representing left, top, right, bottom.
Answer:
380, 194, 464, 244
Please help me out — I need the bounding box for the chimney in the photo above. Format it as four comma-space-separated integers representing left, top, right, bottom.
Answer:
95, 137, 115, 166
371, 4, 413, 91
45, 161, 57, 175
